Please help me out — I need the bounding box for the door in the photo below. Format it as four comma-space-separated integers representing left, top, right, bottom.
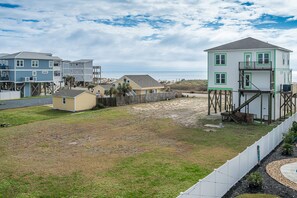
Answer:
244, 73, 252, 89
244, 53, 252, 68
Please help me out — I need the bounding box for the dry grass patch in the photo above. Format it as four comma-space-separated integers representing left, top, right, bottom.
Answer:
0, 100, 274, 197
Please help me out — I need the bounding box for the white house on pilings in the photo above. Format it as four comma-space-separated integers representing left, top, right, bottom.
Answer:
206, 37, 295, 124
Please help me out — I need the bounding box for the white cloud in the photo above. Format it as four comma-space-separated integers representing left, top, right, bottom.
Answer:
0, 0, 297, 74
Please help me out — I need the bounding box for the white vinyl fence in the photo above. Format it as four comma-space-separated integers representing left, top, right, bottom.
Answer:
0, 91, 20, 100
178, 113, 297, 198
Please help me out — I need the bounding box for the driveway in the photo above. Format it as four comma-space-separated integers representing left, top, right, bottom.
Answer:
0, 97, 52, 110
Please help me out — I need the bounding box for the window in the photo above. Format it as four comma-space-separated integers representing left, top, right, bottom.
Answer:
31, 60, 39, 67
244, 73, 252, 89
54, 71, 60, 76
54, 62, 59, 67
257, 53, 270, 64
32, 71, 37, 76
42, 70, 48, 74
16, 60, 24, 67
244, 53, 252, 67
287, 54, 290, 65
215, 73, 226, 84
49, 61, 54, 68
215, 54, 226, 66
282, 53, 285, 65
62, 97, 66, 104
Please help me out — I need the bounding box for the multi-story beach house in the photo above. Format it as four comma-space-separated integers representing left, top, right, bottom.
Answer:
62, 59, 93, 86
206, 37, 293, 123
0, 52, 62, 97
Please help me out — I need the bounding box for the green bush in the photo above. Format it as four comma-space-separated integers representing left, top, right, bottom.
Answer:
291, 121, 297, 133
92, 103, 105, 110
247, 171, 263, 189
282, 143, 294, 156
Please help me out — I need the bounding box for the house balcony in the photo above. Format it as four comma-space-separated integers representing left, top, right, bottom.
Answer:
0, 65, 10, 70
239, 61, 273, 71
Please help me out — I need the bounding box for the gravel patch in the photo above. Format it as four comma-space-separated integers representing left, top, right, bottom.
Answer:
223, 144, 297, 198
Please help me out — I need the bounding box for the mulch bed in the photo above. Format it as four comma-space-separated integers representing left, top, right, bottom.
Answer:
223, 144, 297, 198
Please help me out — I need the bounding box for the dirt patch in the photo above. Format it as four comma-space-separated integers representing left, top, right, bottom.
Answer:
129, 97, 219, 128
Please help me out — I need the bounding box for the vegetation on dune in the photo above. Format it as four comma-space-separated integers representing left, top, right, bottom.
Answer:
169, 79, 207, 92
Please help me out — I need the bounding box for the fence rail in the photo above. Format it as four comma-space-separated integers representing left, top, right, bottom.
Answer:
97, 92, 177, 107
178, 113, 297, 198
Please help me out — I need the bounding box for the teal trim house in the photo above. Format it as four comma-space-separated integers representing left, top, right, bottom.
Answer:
0, 52, 62, 97
206, 37, 293, 122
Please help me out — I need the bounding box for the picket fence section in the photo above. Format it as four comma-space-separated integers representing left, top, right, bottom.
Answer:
178, 113, 297, 198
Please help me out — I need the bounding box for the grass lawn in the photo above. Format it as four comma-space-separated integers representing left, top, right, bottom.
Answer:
0, 105, 273, 197
237, 194, 279, 198
0, 106, 71, 126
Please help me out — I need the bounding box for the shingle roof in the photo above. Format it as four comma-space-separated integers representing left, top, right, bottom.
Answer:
53, 89, 86, 98
1, 51, 61, 60
205, 37, 292, 52
72, 59, 93, 63
98, 84, 112, 89
124, 75, 163, 88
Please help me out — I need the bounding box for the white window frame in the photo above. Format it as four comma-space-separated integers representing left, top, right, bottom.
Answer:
215, 73, 226, 84
215, 54, 226, 66
257, 53, 270, 64
287, 54, 290, 66
31, 60, 39, 67
32, 71, 37, 76
49, 61, 54, 68
16, 60, 24, 67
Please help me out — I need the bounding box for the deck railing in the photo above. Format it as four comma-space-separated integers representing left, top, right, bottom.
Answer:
239, 61, 273, 70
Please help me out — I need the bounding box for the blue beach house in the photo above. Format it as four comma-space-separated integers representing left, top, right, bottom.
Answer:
0, 52, 62, 97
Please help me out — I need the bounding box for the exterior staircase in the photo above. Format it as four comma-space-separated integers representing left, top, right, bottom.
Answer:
222, 92, 261, 123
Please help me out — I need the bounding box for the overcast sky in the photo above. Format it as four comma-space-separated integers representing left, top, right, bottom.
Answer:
1, 0, 297, 72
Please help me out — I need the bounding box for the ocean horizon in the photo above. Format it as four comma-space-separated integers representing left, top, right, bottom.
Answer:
103, 70, 297, 82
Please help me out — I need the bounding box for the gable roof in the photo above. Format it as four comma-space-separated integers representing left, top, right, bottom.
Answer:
1, 51, 61, 60
124, 75, 163, 88
53, 89, 90, 98
97, 84, 112, 89
205, 37, 292, 52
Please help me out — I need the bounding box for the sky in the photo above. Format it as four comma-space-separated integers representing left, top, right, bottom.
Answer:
1, 0, 297, 72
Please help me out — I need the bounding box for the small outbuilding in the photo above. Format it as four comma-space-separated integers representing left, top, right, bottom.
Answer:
53, 89, 96, 112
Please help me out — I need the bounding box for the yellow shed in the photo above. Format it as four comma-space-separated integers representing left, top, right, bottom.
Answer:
53, 89, 96, 112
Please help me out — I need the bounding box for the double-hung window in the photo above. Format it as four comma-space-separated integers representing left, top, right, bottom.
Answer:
31, 60, 39, 67
215, 73, 226, 84
215, 53, 226, 66
16, 60, 24, 67
49, 61, 54, 68
257, 53, 270, 64
62, 97, 66, 104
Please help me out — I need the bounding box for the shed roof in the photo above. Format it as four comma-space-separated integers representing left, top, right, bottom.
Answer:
53, 89, 89, 98
205, 37, 292, 52
124, 75, 163, 88
1, 51, 61, 60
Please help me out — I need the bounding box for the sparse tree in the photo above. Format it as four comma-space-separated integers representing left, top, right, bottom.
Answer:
117, 82, 132, 96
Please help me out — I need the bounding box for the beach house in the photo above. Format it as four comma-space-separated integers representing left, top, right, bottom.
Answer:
62, 59, 94, 87
115, 75, 164, 95
206, 37, 294, 123
0, 52, 62, 97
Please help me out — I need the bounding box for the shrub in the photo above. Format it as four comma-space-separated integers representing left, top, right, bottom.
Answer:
282, 143, 294, 156
92, 103, 105, 110
283, 129, 297, 144
292, 121, 297, 133
247, 171, 263, 189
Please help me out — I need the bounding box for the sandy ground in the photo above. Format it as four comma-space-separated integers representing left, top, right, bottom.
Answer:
129, 97, 220, 128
